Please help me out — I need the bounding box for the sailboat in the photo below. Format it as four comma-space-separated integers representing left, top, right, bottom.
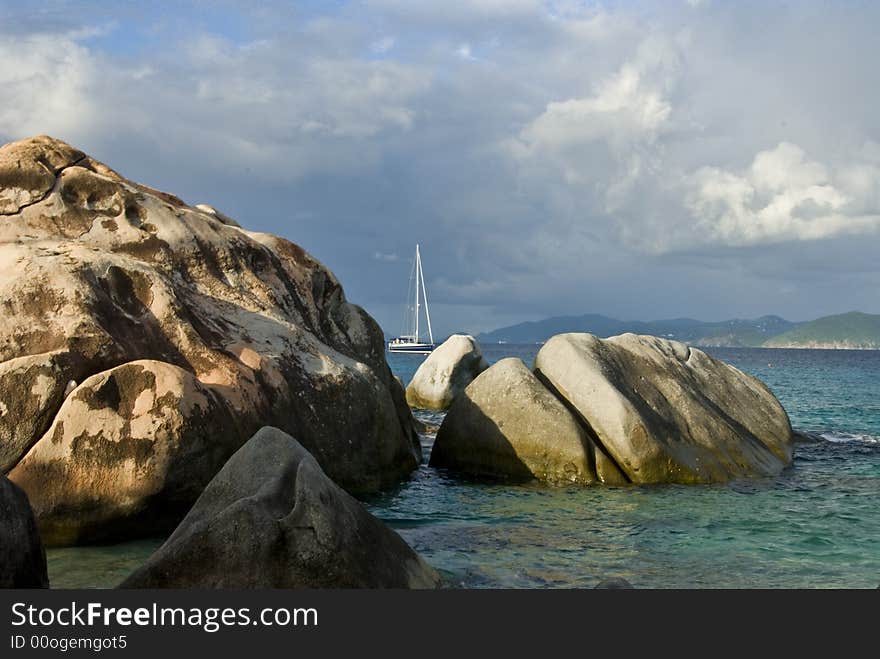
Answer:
388, 244, 436, 354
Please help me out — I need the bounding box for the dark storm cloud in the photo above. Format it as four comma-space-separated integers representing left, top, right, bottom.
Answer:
2, 0, 878, 334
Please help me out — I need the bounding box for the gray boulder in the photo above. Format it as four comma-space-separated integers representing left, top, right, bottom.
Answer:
0, 475, 48, 588
119, 427, 441, 589
430, 358, 626, 484
406, 335, 488, 410
534, 333, 794, 484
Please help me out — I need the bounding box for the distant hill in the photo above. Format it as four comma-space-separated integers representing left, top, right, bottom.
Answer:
476, 311, 880, 349
762, 312, 880, 350
477, 314, 797, 347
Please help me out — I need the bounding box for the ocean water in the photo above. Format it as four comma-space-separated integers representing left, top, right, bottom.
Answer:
46, 346, 879, 588
369, 345, 880, 589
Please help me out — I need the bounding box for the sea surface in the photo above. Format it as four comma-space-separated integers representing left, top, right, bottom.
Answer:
47, 345, 880, 588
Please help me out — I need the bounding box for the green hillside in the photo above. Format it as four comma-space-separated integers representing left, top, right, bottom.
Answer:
476, 314, 796, 346
763, 312, 880, 349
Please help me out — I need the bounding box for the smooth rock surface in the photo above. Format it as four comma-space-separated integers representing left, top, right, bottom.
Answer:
120, 427, 441, 589
0, 475, 49, 588
534, 333, 794, 484
406, 335, 488, 410
431, 358, 625, 484
1, 135, 419, 544
594, 577, 634, 589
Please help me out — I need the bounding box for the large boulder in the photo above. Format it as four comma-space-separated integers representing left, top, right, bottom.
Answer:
120, 427, 441, 589
533, 333, 794, 484
430, 358, 626, 484
406, 334, 488, 410
0, 475, 49, 588
0, 135, 420, 545
10, 360, 241, 545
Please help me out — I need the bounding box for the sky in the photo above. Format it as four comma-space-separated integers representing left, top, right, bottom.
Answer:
2, 0, 879, 336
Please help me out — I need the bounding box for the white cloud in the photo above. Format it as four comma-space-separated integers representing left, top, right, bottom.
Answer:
685, 142, 880, 246
507, 35, 679, 189
2, 1, 880, 329
0, 25, 429, 180
0, 31, 101, 139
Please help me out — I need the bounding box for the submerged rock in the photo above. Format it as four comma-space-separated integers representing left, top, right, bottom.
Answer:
0, 475, 48, 588
792, 429, 823, 443
0, 135, 420, 545
594, 577, 634, 589
431, 358, 624, 484
534, 333, 794, 484
120, 427, 441, 589
406, 335, 488, 410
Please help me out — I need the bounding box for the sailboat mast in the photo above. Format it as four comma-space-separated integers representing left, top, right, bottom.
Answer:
419, 247, 434, 345
414, 244, 420, 342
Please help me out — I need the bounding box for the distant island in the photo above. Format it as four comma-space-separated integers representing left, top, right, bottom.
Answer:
476, 311, 880, 350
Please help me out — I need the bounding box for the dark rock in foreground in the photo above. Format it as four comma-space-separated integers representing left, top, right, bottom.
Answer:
120, 427, 441, 589
0, 475, 49, 588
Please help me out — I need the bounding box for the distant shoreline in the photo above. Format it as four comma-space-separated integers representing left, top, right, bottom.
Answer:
474, 311, 880, 350
389, 339, 880, 352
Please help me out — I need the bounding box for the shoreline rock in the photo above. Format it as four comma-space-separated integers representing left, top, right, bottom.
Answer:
0, 475, 49, 588
406, 335, 488, 410
1, 135, 420, 546
431, 358, 618, 484
120, 427, 441, 589
533, 333, 793, 484
431, 332, 794, 485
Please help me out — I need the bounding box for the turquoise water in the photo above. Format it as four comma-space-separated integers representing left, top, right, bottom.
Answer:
368, 345, 880, 588
47, 345, 879, 588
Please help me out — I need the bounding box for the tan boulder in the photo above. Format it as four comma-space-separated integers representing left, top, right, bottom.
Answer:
9, 360, 241, 545
533, 333, 794, 484
0, 350, 89, 472
0, 135, 420, 544
406, 334, 488, 410
431, 358, 625, 484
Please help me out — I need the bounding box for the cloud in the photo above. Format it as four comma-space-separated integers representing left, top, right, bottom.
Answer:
370, 36, 396, 54
456, 44, 476, 61
513, 39, 677, 157
0, 22, 430, 181
504, 31, 681, 230
685, 142, 880, 246
0, 30, 101, 139
2, 1, 879, 333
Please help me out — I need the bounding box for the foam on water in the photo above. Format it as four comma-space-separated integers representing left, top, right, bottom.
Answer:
820, 431, 880, 444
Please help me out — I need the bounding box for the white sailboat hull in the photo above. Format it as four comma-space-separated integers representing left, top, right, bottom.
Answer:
387, 342, 435, 354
